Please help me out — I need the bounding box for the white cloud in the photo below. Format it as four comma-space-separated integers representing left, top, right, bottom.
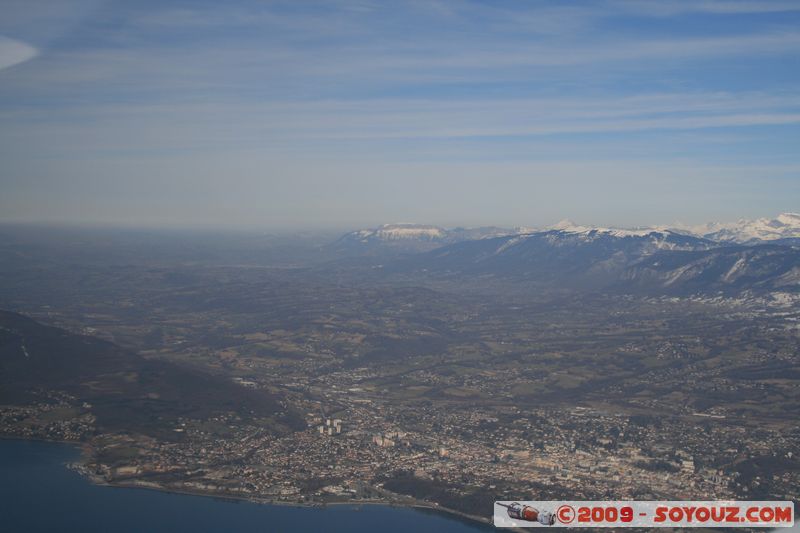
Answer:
0, 35, 37, 71
3, 91, 800, 155
612, 0, 800, 16
0, 0, 798, 227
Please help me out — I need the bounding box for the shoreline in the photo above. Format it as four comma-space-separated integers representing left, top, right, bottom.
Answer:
2, 436, 494, 531
100, 478, 494, 530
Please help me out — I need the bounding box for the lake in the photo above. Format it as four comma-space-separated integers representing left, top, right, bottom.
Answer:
0, 439, 492, 532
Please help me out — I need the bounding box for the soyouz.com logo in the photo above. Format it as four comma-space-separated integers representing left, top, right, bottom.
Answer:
493, 501, 795, 528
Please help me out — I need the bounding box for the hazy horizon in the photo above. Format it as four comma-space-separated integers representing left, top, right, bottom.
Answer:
2, 0, 799, 229
1, 209, 799, 236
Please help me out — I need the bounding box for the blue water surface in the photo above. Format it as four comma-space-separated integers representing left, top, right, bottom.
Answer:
0, 439, 492, 533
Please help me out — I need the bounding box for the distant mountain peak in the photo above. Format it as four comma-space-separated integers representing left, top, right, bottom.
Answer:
370, 223, 446, 240
546, 213, 800, 244
550, 218, 580, 230
546, 220, 681, 239
686, 213, 800, 243
776, 212, 800, 225
548, 220, 678, 239
333, 223, 515, 254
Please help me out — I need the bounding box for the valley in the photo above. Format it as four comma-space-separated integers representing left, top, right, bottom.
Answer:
0, 220, 798, 521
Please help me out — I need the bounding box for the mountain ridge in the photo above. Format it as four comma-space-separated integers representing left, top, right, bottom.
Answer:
331, 223, 517, 254
382, 229, 797, 295
336, 213, 800, 251
684, 212, 800, 243
0, 310, 303, 438
330, 215, 799, 295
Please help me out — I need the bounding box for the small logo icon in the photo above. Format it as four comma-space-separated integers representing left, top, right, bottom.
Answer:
557, 504, 576, 524
497, 502, 556, 525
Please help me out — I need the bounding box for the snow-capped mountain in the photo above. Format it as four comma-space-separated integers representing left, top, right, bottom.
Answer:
332, 223, 515, 254
333, 219, 798, 294
546, 219, 696, 241
390, 229, 797, 294
550, 213, 800, 245
348, 224, 447, 243
392, 228, 718, 287
621, 244, 800, 294
683, 213, 800, 244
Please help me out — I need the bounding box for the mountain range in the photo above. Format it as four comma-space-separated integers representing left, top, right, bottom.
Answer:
333, 214, 800, 295
332, 223, 515, 254
336, 213, 800, 251
683, 212, 800, 244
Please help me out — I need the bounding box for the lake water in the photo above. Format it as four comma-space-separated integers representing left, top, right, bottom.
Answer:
0, 439, 492, 532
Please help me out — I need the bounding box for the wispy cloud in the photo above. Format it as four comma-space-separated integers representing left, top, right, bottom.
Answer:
611, 0, 800, 16
0, 0, 798, 227
0, 35, 37, 71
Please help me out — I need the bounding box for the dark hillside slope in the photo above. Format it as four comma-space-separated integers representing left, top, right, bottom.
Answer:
0, 310, 302, 437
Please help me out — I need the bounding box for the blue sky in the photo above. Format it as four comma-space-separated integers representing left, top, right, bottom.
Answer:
1, 0, 799, 230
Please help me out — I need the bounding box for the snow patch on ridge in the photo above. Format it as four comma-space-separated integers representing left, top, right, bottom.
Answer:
684, 213, 800, 243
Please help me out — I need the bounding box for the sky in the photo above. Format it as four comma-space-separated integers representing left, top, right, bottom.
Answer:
0, 0, 799, 231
